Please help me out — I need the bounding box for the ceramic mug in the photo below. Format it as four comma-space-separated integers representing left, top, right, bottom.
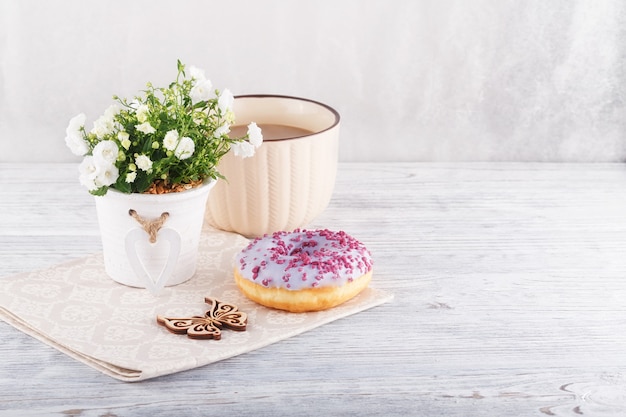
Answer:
204, 95, 340, 238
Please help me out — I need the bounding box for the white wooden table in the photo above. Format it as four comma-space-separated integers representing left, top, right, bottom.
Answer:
2, 162, 626, 416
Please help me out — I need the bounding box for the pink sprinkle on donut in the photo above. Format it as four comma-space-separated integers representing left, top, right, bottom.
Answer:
235, 229, 372, 291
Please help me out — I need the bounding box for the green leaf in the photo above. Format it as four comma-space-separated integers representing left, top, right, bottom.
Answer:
114, 177, 131, 193
142, 137, 154, 153
89, 186, 108, 196
134, 172, 153, 193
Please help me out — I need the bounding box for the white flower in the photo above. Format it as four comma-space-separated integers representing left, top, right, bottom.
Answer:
135, 154, 153, 171
136, 104, 150, 123
218, 89, 234, 113
125, 172, 137, 183
188, 66, 206, 81
90, 105, 119, 139
66, 113, 86, 135
118, 131, 131, 150
95, 163, 119, 187
247, 122, 263, 147
79, 144, 120, 190
190, 78, 213, 104
92, 140, 119, 166
163, 129, 179, 151
103, 104, 120, 119
135, 122, 156, 135
65, 113, 89, 156
78, 156, 99, 190
174, 136, 194, 160
66, 113, 86, 138
91, 118, 110, 138
230, 140, 255, 158
213, 123, 230, 138
65, 133, 90, 156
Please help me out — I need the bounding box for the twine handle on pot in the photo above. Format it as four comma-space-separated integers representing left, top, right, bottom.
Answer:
128, 209, 170, 243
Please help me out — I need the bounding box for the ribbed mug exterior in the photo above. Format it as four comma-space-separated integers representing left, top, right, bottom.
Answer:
204, 95, 340, 238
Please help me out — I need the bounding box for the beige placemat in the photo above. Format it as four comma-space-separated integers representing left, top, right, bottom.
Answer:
0, 229, 393, 382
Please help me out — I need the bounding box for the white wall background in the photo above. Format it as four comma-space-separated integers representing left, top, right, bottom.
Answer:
1, 0, 625, 163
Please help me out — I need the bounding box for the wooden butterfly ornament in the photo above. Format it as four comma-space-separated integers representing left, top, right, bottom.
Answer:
157, 297, 247, 340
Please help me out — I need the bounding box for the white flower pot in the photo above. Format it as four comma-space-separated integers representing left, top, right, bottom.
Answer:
94, 180, 216, 293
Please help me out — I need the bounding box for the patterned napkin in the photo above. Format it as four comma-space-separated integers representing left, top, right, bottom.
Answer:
0, 229, 392, 382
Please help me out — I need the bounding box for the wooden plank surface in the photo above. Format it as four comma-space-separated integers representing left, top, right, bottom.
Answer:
1, 162, 626, 416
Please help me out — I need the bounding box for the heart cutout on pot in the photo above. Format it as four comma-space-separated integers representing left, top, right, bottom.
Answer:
125, 227, 182, 295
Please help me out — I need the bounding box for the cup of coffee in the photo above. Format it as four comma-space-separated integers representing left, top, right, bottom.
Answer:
204, 95, 340, 238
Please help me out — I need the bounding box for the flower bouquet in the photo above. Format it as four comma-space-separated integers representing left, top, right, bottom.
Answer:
63, 61, 263, 293
65, 59, 263, 195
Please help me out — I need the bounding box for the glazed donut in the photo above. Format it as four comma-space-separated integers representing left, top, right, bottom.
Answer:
234, 229, 373, 312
